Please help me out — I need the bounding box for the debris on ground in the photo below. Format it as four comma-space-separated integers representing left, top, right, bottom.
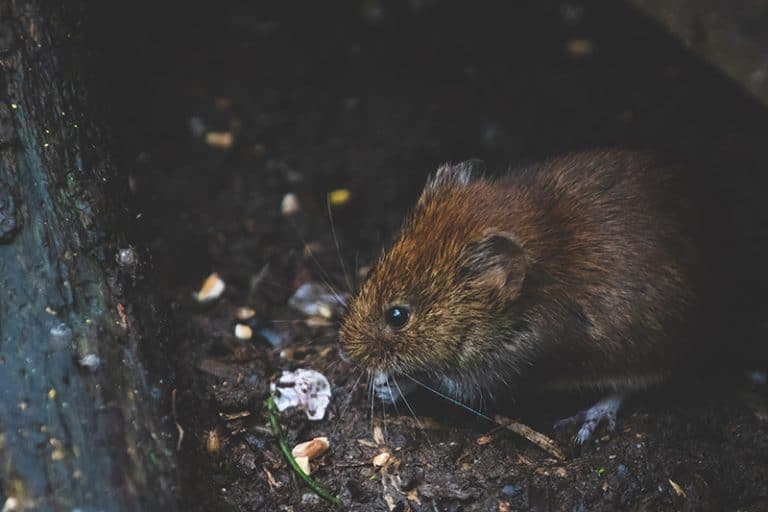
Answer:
292, 436, 330, 459
281, 193, 301, 216
204, 131, 234, 149
495, 415, 566, 461
195, 273, 226, 302
270, 369, 332, 420
234, 323, 253, 340
287, 282, 347, 319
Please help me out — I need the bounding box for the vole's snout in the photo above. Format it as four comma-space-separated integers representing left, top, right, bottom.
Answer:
341, 336, 396, 371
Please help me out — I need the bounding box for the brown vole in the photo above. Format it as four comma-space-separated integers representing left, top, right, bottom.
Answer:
339, 150, 705, 443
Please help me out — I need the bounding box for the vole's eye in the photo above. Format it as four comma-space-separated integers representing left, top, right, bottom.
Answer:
385, 305, 410, 329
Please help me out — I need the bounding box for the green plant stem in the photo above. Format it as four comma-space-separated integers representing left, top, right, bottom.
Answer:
267, 395, 341, 506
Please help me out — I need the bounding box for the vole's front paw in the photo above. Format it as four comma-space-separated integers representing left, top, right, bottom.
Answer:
554, 393, 623, 444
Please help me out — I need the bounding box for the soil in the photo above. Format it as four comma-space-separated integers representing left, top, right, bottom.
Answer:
89, 1, 768, 510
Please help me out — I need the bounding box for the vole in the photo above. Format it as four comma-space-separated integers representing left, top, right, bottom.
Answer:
339, 150, 707, 443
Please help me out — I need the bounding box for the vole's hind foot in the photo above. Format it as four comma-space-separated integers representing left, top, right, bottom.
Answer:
554, 393, 623, 444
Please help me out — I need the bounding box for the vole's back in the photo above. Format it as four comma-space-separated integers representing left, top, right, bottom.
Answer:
504, 151, 703, 391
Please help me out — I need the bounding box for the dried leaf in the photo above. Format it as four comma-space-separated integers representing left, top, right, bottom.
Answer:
373, 424, 385, 445
373, 451, 390, 467
669, 479, 687, 498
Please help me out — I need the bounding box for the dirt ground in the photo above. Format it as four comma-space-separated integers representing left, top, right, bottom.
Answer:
91, 1, 768, 510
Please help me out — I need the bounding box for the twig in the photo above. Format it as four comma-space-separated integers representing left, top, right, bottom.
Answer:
267, 395, 341, 506
494, 415, 566, 461
172, 388, 184, 452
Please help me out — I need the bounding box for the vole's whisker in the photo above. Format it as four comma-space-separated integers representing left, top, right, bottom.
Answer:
369, 374, 376, 435
354, 250, 361, 290
380, 389, 388, 443
384, 376, 402, 421
323, 359, 341, 373
331, 370, 364, 438
327, 195, 353, 294
402, 373, 493, 422
392, 377, 433, 447
286, 217, 348, 306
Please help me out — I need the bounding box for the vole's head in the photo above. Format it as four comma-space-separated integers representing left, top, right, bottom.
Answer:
339, 162, 534, 400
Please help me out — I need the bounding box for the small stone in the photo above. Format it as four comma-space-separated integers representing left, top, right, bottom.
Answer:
214, 97, 233, 109
281, 193, 300, 216
234, 323, 253, 340
565, 38, 594, 57
195, 273, 226, 302
2, 497, 20, 512
205, 131, 234, 149
235, 307, 256, 320
188, 116, 206, 137
501, 484, 523, 497
117, 247, 137, 266
301, 492, 320, 504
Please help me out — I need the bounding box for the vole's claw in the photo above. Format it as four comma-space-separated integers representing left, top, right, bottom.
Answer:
555, 393, 623, 444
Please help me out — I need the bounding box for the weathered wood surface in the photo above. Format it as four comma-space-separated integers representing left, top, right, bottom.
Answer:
630, 0, 768, 105
0, 1, 177, 509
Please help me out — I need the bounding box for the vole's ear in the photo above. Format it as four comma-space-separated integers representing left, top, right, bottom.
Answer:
461, 232, 527, 301
418, 159, 485, 206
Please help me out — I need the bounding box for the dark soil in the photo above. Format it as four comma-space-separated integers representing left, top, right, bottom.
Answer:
90, 1, 768, 510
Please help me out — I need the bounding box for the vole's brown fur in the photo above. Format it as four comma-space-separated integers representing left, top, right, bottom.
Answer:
340, 150, 704, 404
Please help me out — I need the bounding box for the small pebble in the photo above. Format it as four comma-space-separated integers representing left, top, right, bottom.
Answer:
501, 484, 523, 497
565, 38, 593, 57
78, 354, 102, 370
234, 323, 253, 340
281, 193, 301, 216
301, 493, 320, 505
205, 131, 234, 149
195, 273, 226, 302
188, 116, 206, 137
117, 247, 137, 266
214, 97, 233, 109
235, 307, 256, 320
2, 497, 20, 512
